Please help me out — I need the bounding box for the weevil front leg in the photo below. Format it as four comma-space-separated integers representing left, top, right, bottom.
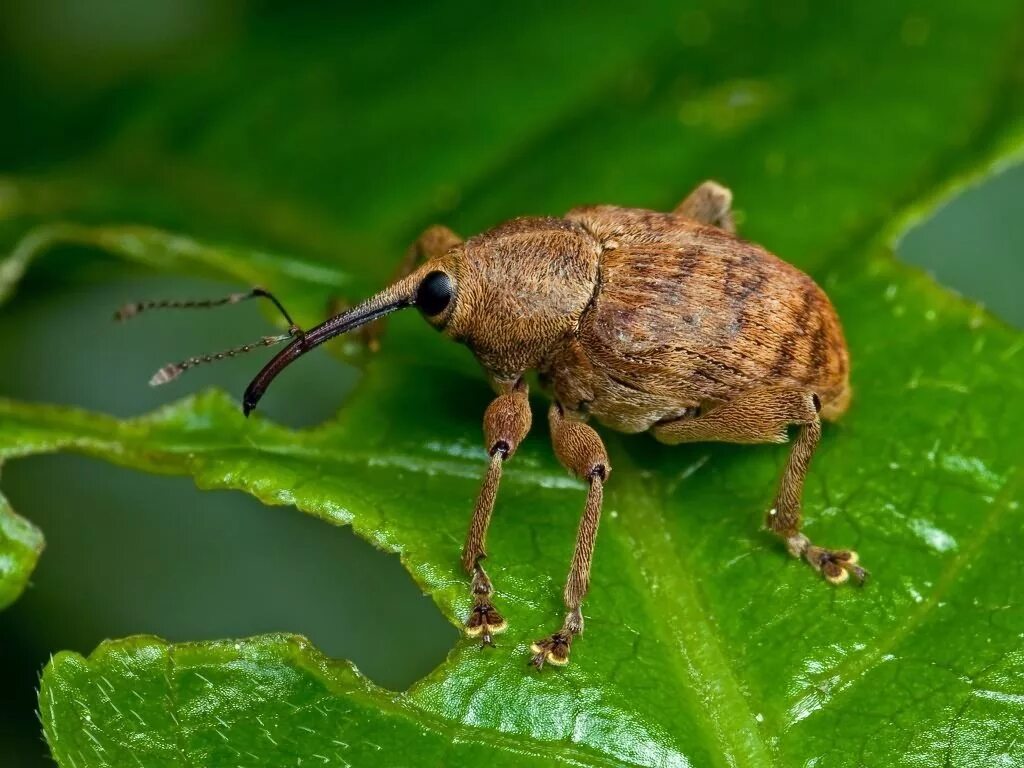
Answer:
395, 224, 463, 282
530, 403, 610, 669
462, 378, 532, 645
675, 180, 736, 233
652, 387, 866, 585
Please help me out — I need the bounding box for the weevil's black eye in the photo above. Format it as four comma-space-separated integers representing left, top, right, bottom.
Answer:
416, 271, 454, 316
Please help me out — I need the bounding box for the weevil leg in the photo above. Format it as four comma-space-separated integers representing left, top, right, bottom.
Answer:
462, 379, 532, 645
530, 404, 609, 670
675, 180, 736, 233
652, 387, 866, 585
395, 224, 463, 282
769, 417, 867, 585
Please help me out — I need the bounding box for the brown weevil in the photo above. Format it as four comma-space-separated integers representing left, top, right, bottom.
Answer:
120, 181, 864, 670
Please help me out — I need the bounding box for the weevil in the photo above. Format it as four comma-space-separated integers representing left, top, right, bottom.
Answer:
119, 181, 864, 669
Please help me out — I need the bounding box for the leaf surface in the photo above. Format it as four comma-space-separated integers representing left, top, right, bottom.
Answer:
1, 2, 1023, 766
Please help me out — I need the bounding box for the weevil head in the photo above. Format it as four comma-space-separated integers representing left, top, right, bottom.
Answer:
243, 217, 601, 413
420, 217, 602, 381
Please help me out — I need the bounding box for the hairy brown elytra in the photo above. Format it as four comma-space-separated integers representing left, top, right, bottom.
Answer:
121, 180, 865, 671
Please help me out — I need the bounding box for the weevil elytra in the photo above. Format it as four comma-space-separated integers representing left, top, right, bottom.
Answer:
120, 180, 864, 670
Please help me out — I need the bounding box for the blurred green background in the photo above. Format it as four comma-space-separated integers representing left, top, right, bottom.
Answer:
0, 1, 1021, 766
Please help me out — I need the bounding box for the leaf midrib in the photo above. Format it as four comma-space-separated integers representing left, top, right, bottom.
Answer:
609, 439, 774, 768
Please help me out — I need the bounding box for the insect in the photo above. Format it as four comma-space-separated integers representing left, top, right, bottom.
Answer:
119, 181, 865, 670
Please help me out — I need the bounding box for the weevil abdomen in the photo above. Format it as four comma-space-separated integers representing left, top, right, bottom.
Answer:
541, 206, 850, 432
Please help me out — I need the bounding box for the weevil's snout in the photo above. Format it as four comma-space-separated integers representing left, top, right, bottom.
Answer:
242, 264, 458, 415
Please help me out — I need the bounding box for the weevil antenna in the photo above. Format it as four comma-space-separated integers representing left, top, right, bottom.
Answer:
149, 330, 299, 387
115, 288, 298, 328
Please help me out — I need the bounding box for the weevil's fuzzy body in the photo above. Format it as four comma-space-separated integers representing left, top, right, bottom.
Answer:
412, 185, 864, 667
434, 206, 849, 434
557, 207, 848, 432
438, 216, 602, 379
152, 181, 863, 671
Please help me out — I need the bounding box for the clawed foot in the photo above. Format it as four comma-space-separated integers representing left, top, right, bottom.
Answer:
787, 533, 868, 585
464, 565, 506, 645
530, 631, 572, 669
465, 598, 506, 646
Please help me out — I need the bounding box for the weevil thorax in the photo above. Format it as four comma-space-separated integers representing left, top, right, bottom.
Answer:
418, 217, 601, 383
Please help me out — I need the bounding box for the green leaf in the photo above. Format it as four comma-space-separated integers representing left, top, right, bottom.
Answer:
0, 489, 44, 611
3, 2, 1024, 766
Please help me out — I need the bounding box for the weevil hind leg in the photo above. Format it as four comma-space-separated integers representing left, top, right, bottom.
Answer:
675, 180, 736, 233
652, 386, 867, 586
530, 404, 609, 670
770, 418, 868, 585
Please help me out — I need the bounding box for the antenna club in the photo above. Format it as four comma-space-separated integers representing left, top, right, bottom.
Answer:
149, 363, 182, 386
115, 303, 140, 322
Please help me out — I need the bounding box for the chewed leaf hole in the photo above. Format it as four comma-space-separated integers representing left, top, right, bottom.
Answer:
0, 254, 353, 427
897, 161, 1024, 328
0, 455, 456, 764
